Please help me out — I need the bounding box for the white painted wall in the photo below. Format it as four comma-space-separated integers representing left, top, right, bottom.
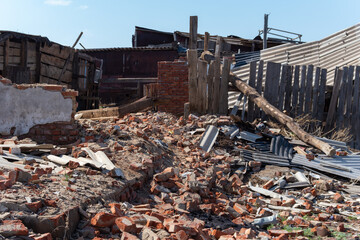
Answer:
0, 83, 73, 135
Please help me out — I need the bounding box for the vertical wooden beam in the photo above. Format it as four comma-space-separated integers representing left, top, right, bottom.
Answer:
354, 66, 360, 148
204, 32, 210, 52
207, 61, 215, 113
317, 69, 327, 122
264, 62, 281, 107
219, 58, 230, 115
278, 65, 291, 111
336, 67, 348, 129
35, 42, 41, 83
3, 39, 9, 77
189, 16, 198, 50
20, 39, 28, 68
247, 61, 257, 121
263, 14, 269, 49
291, 65, 300, 116
284, 66, 293, 113
304, 65, 313, 114
198, 59, 208, 114
298, 65, 307, 115
187, 49, 198, 113
212, 36, 223, 114
71, 51, 79, 90
254, 60, 264, 119
311, 67, 321, 119
345, 66, 354, 127
325, 68, 343, 131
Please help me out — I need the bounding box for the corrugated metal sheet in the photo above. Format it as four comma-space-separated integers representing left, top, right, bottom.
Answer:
233, 23, 360, 85
292, 154, 360, 180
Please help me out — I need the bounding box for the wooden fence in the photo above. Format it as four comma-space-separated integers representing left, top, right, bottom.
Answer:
235, 61, 360, 148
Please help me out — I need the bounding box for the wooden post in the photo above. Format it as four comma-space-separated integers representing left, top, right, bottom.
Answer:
337, 67, 348, 129
304, 65, 313, 114
187, 49, 198, 113
3, 39, 9, 77
311, 67, 320, 120
254, 60, 264, 119
325, 68, 343, 131
212, 36, 223, 113
204, 32, 210, 51
317, 69, 327, 122
291, 65, 300, 116
219, 57, 230, 114
298, 65, 307, 115
198, 59, 208, 114
344, 66, 354, 127
207, 61, 215, 113
189, 16, 198, 50
284, 66, 293, 113
230, 74, 336, 157
20, 39, 28, 68
247, 61, 257, 121
263, 14, 269, 49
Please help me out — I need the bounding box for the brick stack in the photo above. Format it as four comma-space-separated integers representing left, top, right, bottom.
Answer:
157, 59, 188, 115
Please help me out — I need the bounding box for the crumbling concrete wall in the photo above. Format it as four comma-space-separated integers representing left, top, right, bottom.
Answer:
157, 59, 188, 115
0, 79, 78, 144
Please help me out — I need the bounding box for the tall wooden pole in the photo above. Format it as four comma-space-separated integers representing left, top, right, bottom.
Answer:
263, 14, 269, 49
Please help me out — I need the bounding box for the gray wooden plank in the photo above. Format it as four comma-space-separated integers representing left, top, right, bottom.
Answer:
219, 58, 230, 115
352, 66, 360, 129
264, 62, 281, 107
247, 61, 257, 122
312, 67, 321, 119
198, 59, 208, 114
291, 65, 300, 117
317, 69, 327, 122
189, 16, 198, 49
212, 36, 222, 114
284, 65, 293, 113
254, 60, 264, 119
336, 67, 348, 129
187, 49, 198, 113
278, 65, 288, 111
304, 65, 314, 114
325, 68, 343, 131
345, 66, 354, 127
352, 66, 360, 148
298, 65, 307, 115
207, 60, 215, 113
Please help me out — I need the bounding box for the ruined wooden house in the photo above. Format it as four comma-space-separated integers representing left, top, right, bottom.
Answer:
0, 31, 101, 110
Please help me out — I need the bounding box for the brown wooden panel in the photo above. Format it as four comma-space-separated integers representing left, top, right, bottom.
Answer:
291, 65, 300, 116
41, 53, 72, 71
39, 75, 70, 87
247, 61, 257, 121
40, 43, 73, 60
8, 41, 21, 49
264, 62, 281, 107
40, 63, 72, 83
9, 48, 20, 56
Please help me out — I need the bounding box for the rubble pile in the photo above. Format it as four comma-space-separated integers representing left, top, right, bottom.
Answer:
0, 111, 360, 239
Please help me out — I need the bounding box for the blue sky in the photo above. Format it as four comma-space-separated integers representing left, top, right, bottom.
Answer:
1, 0, 360, 49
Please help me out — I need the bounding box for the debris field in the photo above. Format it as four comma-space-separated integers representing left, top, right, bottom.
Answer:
0, 111, 359, 240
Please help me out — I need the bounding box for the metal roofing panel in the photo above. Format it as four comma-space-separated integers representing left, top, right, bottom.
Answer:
234, 23, 360, 85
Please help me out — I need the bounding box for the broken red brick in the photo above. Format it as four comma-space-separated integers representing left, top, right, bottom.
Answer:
91, 212, 117, 227
25, 201, 43, 213
115, 216, 137, 233
0, 220, 29, 237
333, 192, 344, 203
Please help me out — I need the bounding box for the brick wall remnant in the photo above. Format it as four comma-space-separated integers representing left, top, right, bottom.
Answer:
0, 78, 78, 144
156, 59, 188, 115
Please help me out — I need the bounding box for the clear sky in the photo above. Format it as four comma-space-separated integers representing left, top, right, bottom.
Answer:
1, 0, 360, 49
